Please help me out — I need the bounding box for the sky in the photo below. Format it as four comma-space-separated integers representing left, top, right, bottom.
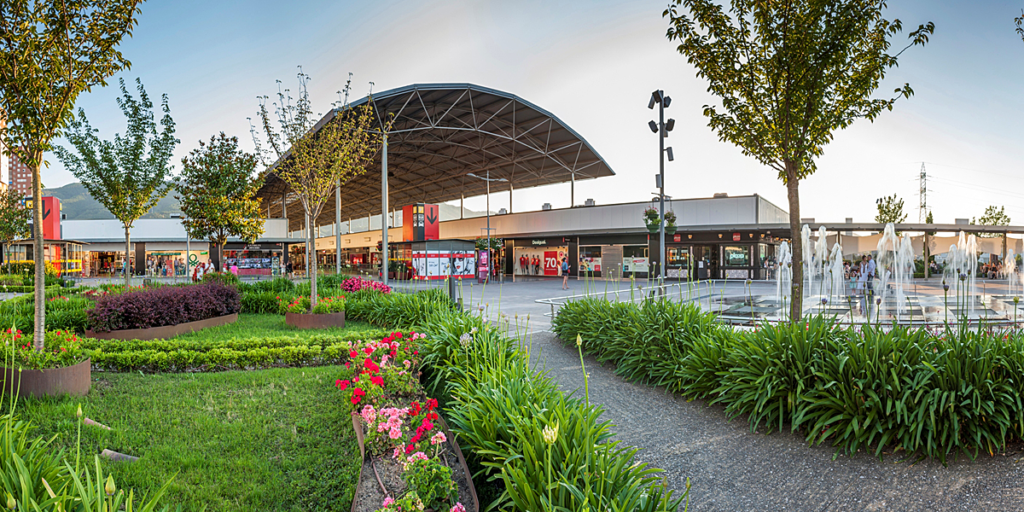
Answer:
43, 0, 1024, 225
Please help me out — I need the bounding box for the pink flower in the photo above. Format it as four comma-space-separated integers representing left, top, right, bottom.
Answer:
403, 360, 411, 367
382, 497, 395, 508
393, 447, 402, 459
450, 503, 467, 512
431, 432, 447, 445
360, 405, 376, 424
389, 427, 402, 439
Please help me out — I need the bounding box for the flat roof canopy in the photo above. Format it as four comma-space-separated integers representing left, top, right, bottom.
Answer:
255, 83, 615, 231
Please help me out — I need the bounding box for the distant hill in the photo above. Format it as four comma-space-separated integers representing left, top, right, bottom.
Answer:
43, 182, 181, 220
44, 182, 487, 221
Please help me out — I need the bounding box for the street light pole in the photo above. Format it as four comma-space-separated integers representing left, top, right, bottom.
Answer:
381, 131, 389, 287
466, 171, 507, 284
648, 90, 674, 282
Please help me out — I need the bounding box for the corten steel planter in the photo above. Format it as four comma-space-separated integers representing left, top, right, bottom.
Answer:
285, 311, 345, 329
350, 412, 478, 512
85, 313, 238, 341
3, 358, 91, 398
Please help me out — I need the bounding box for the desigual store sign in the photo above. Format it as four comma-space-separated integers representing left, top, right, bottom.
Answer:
513, 238, 567, 277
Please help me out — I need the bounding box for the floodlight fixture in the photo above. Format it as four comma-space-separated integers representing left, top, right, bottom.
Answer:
663, 96, 672, 108
648, 120, 658, 133
666, 147, 674, 161
651, 90, 663, 104
665, 118, 675, 132
648, 95, 657, 110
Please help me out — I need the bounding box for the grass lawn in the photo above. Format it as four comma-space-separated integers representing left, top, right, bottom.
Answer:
167, 313, 376, 343
15, 366, 360, 512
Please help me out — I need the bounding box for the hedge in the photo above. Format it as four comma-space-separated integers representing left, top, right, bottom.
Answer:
87, 283, 240, 333
345, 289, 686, 512
553, 296, 1024, 464
83, 329, 389, 372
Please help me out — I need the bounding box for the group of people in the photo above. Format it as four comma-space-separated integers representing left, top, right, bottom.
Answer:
146, 255, 187, 277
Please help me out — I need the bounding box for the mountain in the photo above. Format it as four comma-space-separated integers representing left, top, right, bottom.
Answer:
43, 182, 181, 220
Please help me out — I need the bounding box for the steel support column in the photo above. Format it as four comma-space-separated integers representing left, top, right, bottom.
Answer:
382, 132, 389, 286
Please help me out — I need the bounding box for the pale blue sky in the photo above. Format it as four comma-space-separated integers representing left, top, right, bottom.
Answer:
48, 0, 1024, 224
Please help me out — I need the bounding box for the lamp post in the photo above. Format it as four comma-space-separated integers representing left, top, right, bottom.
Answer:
648, 90, 675, 281
467, 171, 508, 282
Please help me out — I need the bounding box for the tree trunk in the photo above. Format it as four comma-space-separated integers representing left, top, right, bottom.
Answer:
785, 160, 803, 322
32, 156, 45, 350
124, 224, 132, 289
309, 211, 317, 309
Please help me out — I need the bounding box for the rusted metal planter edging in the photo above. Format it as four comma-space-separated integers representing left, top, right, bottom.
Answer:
2, 358, 91, 398
85, 313, 238, 341
350, 411, 479, 512
286, 311, 346, 329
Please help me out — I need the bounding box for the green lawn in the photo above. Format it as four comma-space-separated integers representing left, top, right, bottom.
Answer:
16, 366, 360, 511
167, 313, 375, 343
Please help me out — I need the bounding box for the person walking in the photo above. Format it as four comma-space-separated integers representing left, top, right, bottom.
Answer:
561, 257, 570, 290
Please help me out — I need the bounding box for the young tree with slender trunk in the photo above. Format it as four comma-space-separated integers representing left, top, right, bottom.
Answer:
664, 0, 933, 321
176, 133, 265, 271
54, 78, 178, 289
0, 0, 142, 347
875, 194, 908, 225
0, 186, 30, 267
252, 72, 382, 308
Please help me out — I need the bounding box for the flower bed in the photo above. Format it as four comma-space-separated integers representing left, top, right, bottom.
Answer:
343, 277, 391, 294
1, 329, 90, 397
86, 283, 239, 333
338, 331, 476, 512
344, 290, 685, 512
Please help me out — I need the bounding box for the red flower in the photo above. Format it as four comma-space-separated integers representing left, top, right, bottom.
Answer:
421, 419, 434, 431
364, 346, 374, 355
413, 351, 418, 355
351, 396, 361, 405
345, 362, 351, 369
409, 401, 421, 416
396, 332, 403, 339
405, 443, 415, 454
426, 398, 438, 410
349, 350, 358, 359
364, 358, 380, 373
410, 434, 421, 443
390, 350, 397, 358
353, 388, 365, 398
336, 379, 350, 390
370, 375, 384, 387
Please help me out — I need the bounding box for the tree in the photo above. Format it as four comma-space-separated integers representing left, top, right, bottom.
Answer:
0, 0, 142, 347
252, 71, 382, 308
664, 0, 932, 321
1016, 10, 1023, 42
971, 205, 1010, 237
875, 194, 908, 225
0, 186, 30, 265
54, 78, 178, 288
176, 133, 265, 271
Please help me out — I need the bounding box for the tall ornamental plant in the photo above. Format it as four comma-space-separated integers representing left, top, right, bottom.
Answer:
54, 78, 178, 289
176, 133, 265, 271
252, 71, 381, 308
664, 0, 933, 320
0, 0, 143, 347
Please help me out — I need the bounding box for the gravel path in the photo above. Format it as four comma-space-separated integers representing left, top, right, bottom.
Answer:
527, 330, 1024, 511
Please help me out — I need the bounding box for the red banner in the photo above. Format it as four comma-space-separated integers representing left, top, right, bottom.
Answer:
544, 251, 559, 276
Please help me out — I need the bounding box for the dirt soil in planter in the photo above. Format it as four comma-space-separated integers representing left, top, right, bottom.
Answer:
352, 436, 477, 512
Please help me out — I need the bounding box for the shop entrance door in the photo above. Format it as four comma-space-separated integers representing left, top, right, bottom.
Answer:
694, 245, 718, 280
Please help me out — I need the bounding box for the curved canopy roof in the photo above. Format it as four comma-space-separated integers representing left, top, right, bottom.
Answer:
255, 83, 615, 231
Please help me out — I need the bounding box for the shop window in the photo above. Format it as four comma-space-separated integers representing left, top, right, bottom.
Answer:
578, 246, 602, 274
723, 245, 750, 267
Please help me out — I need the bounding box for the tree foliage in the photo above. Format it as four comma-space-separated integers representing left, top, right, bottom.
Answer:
251, 70, 383, 307
875, 194, 907, 225
972, 205, 1011, 237
0, 186, 30, 263
54, 78, 178, 287
0, 0, 142, 347
664, 0, 932, 320
1016, 10, 1023, 42
177, 133, 265, 270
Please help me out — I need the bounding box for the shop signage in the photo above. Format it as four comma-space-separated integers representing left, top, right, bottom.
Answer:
246, 244, 262, 251
732, 233, 741, 241
543, 251, 559, 275
673, 234, 681, 242
532, 239, 546, 246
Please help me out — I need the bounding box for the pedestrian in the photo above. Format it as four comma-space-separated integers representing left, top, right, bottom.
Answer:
561, 257, 570, 290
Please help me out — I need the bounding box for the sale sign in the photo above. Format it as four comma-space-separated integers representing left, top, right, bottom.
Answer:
544, 251, 559, 276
